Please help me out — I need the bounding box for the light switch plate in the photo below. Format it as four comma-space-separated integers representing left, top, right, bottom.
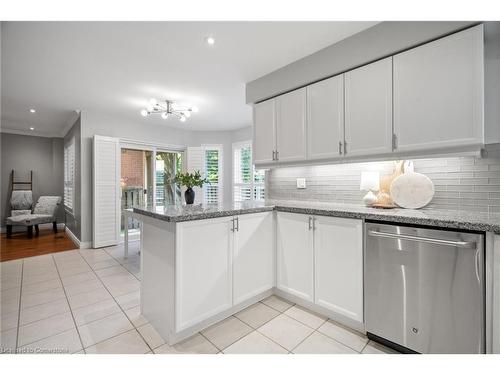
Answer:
296, 178, 306, 189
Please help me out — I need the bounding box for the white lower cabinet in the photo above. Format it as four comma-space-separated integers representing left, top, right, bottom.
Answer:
175, 212, 275, 332
175, 211, 363, 335
175, 216, 234, 331
276, 212, 364, 323
314, 216, 363, 323
277, 212, 314, 301
233, 212, 275, 304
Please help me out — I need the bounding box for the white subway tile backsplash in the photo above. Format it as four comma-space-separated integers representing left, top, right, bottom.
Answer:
267, 156, 500, 213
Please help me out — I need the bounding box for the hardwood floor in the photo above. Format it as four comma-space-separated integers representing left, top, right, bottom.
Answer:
0, 228, 78, 262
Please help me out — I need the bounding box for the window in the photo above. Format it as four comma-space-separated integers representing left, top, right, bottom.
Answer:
64, 137, 75, 211
233, 141, 265, 202
203, 145, 223, 204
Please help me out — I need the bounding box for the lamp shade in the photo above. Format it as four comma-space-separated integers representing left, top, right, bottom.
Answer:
360, 171, 380, 191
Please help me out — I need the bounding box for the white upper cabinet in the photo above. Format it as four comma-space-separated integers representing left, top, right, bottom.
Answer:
276, 212, 314, 302
253, 99, 276, 165
344, 57, 394, 157
314, 216, 363, 323
393, 25, 484, 152
252, 26, 485, 166
233, 212, 275, 305
276, 88, 307, 163
307, 75, 344, 160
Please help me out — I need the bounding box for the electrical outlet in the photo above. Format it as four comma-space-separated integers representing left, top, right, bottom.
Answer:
296, 178, 306, 189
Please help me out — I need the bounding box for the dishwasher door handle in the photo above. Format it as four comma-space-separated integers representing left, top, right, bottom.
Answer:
367, 230, 477, 249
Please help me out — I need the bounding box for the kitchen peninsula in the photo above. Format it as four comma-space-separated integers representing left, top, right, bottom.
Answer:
133, 201, 500, 348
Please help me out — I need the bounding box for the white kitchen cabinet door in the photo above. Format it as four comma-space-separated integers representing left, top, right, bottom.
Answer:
276, 88, 307, 163
344, 57, 393, 157
175, 217, 233, 331
314, 216, 363, 323
253, 99, 276, 165
276, 212, 314, 301
233, 212, 275, 305
307, 75, 344, 160
393, 25, 484, 152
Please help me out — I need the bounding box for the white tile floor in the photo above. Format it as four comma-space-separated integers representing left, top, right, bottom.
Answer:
1, 240, 397, 354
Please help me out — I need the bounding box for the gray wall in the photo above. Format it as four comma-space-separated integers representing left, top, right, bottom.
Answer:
0, 132, 64, 226
267, 155, 500, 213
246, 21, 477, 103
64, 115, 81, 239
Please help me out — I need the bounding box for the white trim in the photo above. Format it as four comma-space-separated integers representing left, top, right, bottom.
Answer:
120, 139, 186, 152
0, 223, 65, 233
64, 226, 92, 249
0, 128, 62, 138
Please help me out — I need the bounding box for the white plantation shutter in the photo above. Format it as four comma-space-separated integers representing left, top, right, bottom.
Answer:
64, 138, 75, 211
186, 147, 203, 204
233, 141, 265, 202
203, 145, 223, 204
93, 135, 121, 248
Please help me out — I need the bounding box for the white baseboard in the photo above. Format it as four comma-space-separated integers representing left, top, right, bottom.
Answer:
65, 227, 92, 249
0, 222, 65, 234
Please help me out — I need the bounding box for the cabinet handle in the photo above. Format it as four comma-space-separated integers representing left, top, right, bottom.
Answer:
275, 150, 279, 160
230, 218, 235, 232
308, 216, 313, 231
272, 150, 275, 161
392, 134, 398, 150
338, 141, 343, 155
235, 217, 239, 232
344, 141, 347, 155
313, 217, 317, 231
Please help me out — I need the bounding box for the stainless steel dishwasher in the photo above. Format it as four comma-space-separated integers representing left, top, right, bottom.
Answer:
364, 221, 485, 354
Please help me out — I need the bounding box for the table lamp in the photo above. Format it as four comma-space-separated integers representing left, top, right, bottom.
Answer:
360, 171, 380, 206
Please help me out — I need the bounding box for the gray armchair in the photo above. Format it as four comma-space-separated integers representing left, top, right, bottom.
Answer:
6, 196, 62, 238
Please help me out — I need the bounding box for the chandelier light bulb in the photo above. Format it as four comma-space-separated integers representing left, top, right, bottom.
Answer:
142, 99, 196, 122
206, 36, 215, 45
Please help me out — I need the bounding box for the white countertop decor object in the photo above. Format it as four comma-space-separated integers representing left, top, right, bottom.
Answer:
390, 172, 435, 209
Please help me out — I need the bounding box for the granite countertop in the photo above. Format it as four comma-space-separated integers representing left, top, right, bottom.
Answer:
132, 200, 500, 233
268, 199, 500, 234
132, 201, 275, 222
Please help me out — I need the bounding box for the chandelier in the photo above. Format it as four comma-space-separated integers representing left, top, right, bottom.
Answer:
140, 99, 198, 122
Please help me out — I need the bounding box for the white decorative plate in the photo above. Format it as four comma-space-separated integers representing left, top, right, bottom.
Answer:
390, 172, 435, 209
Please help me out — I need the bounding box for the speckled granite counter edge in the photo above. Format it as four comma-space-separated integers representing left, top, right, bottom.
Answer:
133, 205, 500, 233
133, 206, 275, 223
274, 206, 500, 233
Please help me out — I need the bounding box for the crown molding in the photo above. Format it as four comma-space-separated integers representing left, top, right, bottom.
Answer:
60, 110, 81, 138
0, 127, 62, 138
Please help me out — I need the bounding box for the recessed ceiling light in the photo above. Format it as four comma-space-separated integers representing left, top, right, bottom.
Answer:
29, 127, 34, 130
29, 108, 36, 113
205, 36, 215, 46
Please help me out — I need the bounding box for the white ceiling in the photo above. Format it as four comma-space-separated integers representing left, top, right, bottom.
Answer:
1, 21, 378, 136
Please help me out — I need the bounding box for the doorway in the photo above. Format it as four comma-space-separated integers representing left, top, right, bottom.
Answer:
120, 145, 185, 237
